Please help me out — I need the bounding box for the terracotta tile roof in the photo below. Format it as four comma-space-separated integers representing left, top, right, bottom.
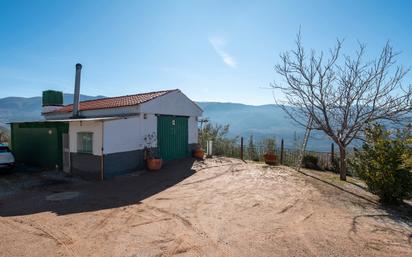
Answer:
46, 89, 177, 114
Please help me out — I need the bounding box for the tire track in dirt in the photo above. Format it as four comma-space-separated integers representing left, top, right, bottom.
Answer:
144, 204, 234, 257
187, 163, 257, 257
278, 199, 300, 214
129, 217, 172, 228
86, 206, 147, 236
144, 205, 195, 230
144, 205, 208, 257
182, 163, 242, 186
1, 217, 78, 257
160, 235, 203, 257
86, 207, 130, 237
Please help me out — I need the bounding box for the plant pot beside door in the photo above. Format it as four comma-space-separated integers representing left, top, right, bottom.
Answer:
263, 151, 277, 165
144, 132, 163, 171
192, 145, 205, 159
147, 157, 163, 171
263, 139, 277, 165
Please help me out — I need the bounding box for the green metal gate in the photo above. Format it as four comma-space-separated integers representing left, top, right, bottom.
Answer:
157, 115, 189, 161
10, 122, 68, 169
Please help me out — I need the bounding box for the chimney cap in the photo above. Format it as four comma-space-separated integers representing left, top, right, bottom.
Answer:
76, 63, 82, 69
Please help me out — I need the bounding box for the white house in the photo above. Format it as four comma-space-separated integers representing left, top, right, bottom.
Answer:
42, 89, 203, 179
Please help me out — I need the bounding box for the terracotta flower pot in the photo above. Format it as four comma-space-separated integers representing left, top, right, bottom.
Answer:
147, 158, 163, 171
193, 149, 205, 159
264, 152, 277, 165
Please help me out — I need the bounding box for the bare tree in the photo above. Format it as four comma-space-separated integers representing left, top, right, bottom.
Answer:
273, 33, 412, 180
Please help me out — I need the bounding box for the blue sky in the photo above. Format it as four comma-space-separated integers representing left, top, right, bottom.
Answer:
1, 0, 411, 104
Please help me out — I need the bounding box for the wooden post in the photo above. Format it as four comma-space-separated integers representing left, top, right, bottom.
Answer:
240, 137, 244, 161
331, 143, 334, 170
280, 138, 284, 165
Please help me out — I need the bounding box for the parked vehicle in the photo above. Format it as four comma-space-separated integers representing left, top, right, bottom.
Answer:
0, 144, 15, 170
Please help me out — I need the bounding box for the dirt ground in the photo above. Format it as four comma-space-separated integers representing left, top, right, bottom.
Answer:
0, 157, 411, 257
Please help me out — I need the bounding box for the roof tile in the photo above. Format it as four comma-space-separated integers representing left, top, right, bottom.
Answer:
46, 89, 176, 114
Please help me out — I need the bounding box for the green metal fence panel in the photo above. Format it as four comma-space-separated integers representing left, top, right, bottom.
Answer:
157, 116, 189, 161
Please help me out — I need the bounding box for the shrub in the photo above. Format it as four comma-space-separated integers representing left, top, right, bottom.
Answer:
199, 122, 239, 156
262, 138, 276, 153
302, 154, 320, 170
350, 124, 412, 204
248, 135, 259, 161
330, 157, 340, 173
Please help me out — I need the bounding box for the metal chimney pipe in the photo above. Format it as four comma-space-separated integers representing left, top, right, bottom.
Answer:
72, 63, 82, 118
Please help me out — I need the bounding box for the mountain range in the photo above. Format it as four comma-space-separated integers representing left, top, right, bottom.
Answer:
0, 94, 333, 151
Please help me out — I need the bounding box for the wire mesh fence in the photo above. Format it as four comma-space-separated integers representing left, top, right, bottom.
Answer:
209, 139, 336, 171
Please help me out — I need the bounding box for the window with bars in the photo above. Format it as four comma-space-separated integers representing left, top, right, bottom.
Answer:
77, 132, 93, 154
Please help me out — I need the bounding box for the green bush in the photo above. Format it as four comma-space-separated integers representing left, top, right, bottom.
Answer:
302, 154, 320, 170
350, 124, 412, 204
199, 122, 239, 156
262, 138, 276, 153
330, 157, 340, 173
248, 135, 259, 161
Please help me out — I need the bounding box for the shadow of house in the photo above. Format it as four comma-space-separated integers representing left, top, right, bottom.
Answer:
0, 158, 196, 217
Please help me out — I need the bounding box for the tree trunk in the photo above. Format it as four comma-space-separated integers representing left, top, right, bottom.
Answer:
339, 145, 347, 181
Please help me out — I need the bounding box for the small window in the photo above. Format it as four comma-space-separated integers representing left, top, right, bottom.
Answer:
77, 132, 93, 154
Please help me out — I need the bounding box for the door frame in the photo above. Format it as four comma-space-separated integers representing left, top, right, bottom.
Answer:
156, 114, 189, 161
62, 133, 70, 173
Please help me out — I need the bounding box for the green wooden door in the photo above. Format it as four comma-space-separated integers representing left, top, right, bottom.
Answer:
157, 115, 189, 161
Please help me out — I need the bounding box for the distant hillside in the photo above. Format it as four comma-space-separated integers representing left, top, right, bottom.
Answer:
197, 102, 332, 151
0, 95, 333, 151
0, 94, 104, 124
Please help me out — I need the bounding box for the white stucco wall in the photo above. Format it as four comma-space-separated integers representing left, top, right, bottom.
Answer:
103, 114, 157, 154
102, 113, 198, 154
69, 121, 103, 156
138, 90, 203, 117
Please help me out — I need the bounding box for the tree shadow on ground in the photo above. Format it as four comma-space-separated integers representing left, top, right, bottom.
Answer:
0, 158, 196, 217
298, 168, 377, 204
297, 168, 412, 242
345, 180, 368, 190
350, 210, 412, 246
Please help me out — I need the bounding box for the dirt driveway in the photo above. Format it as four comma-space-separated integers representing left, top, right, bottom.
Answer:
1, 157, 411, 257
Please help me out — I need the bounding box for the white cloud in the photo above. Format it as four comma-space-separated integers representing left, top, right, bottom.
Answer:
209, 37, 237, 68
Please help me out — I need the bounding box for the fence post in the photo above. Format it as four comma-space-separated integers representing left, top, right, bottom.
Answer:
240, 137, 244, 161
331, 143, 334, 169
280, 138, 284, 165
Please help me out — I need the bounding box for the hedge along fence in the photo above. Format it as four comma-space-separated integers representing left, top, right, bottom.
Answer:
211, 137, 338, 171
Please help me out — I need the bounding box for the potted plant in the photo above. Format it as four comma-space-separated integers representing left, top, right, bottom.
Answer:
144, 132, 162, 171
263, 138, 277, 165
192, 144, 205, 159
